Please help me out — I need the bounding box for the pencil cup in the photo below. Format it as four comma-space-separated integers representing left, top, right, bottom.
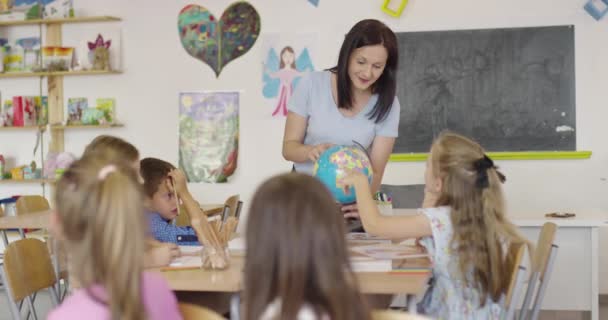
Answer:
201, 244, 230, 270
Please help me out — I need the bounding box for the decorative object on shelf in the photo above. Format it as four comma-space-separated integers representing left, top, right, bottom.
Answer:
10, 165, 25, 180
42, 46, 74, 71
23, 161, 41, 179
41, 0, 74, 19
585, 0, 608, 20
34, 95, 47, 125
179, 91, 239, 183
95, 97, 115, 123
5, 96, 45, 126
177, 2, 261, 77
67, 97, 87, 124
4, 41, 25, 72
81, 107, 104, 125
0, 99, 12, 126
43, 151, 75, 179
88, 34, 111, 71
0, 0, 40, 21
16, 37, 40, 71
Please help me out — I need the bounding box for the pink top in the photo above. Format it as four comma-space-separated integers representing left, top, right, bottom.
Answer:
48, 272, 182, 320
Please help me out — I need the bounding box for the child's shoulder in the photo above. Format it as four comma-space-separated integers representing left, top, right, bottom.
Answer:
47, 288, 107, 320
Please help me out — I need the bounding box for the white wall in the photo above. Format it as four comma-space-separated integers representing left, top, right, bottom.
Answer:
1, 0, 607, 292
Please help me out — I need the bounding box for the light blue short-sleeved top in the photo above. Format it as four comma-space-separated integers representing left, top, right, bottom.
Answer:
288, 71, 401, 174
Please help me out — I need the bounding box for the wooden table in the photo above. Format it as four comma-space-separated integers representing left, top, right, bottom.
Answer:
157, 255, 430, 295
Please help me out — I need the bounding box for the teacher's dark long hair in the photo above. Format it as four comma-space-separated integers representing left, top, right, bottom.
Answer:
330, 19, 398, 123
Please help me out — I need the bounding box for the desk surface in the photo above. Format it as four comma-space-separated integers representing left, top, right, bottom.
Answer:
155, 255, 431, 295
391, 209, 608, 227
0, 204, 224, 230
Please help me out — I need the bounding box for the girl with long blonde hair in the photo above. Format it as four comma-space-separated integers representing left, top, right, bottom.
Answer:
48, 155, 181, 320
344, 132, 529, 319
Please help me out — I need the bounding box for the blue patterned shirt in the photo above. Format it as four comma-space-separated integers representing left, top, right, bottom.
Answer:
147, 212, 200, 246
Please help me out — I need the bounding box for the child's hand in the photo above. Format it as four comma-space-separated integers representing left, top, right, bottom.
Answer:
341, 203, 359, 219
340, 169, 368, 189
147, 243, 181, 267
167, 169, 188, 196
307, 143, 333, 162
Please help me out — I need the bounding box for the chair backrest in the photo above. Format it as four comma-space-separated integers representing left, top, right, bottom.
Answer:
179, 303, 226, 320
15, 195, 50, 215
504, 241, 526, 308
3, 238, 57, 301
372, 310, 431, 320
379, 184, 425, 209
517, 222, 557, 320
0, 204, 4, 217
533, 222, 557, 280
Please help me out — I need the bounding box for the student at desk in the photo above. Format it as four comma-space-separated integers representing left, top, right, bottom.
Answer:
140, 157, 204, 246
243, 173, 370, 320
344, 132, 530, 319
49, 155, 181, 320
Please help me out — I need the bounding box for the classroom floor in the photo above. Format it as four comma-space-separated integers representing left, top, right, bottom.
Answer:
0, 289, 606, 320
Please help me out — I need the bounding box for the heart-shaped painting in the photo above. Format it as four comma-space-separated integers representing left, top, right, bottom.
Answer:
178, 2, 261, 77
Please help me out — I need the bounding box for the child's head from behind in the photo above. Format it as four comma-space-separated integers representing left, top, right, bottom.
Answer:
84, 135, 140, 171
140, 158, 178, 220
426, 131, 506, 208
53, 154, 146, 320
244, 173, 369, 320
427, 132, 522, 304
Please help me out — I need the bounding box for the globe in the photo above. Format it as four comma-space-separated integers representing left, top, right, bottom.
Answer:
313, 145, 373, 204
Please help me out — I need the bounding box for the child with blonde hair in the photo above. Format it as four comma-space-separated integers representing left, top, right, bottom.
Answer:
83, 135, 180, 267
48, 155, 181, 320
344, 132, 529, 319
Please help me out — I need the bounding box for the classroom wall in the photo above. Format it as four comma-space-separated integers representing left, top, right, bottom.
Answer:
1, 0, 608, 292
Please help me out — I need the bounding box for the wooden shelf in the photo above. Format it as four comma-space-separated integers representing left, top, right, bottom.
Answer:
50, 123, 124, 129
0, 70, 122, 78
0, 125, 45, 131
0, 179, 54, 184
0, 16, 121, 26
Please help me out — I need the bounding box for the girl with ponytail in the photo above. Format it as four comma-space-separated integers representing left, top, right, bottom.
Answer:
343, 131, 529, 319
48, 155, 182, 320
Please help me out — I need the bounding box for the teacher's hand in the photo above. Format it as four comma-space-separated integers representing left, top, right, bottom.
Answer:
307, 143, 333, 162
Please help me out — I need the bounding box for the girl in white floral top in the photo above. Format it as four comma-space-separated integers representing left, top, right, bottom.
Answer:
344, 132, 529, 320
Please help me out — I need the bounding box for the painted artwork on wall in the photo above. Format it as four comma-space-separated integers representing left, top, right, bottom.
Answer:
178, 2, 261, 77
261, 33, 316, 117
179, 91, 239, 183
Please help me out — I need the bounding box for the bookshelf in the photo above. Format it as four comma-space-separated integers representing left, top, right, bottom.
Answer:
0, 16, 122, 194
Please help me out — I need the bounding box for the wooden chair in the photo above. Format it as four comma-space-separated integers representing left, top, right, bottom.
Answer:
372, 310, 431, 320
518, 222, 558, 320
503, 241, 528, 320
1, 238, 59, 320
15, 195, 50, 215
179, 303, 226, 320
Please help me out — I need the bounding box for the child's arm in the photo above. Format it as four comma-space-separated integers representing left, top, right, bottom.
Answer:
343, 172, 433, 240
168, 169, 205, 223
144, 239, 181, 268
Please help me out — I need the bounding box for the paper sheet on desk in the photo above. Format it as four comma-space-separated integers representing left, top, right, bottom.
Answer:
179, 245, 203, 256
350, 243, 428, 260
